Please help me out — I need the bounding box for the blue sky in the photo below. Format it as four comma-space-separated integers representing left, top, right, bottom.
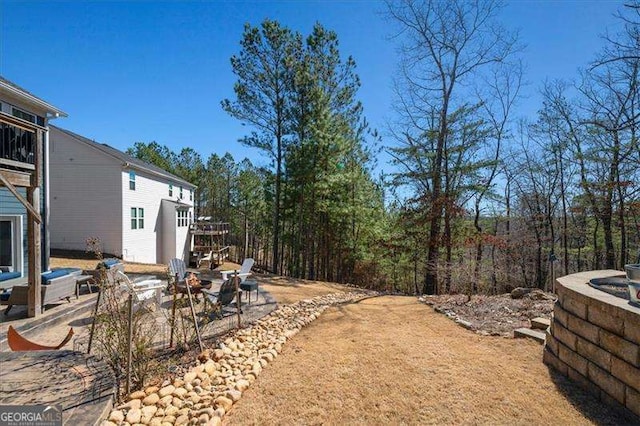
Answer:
0, 1, 625, 173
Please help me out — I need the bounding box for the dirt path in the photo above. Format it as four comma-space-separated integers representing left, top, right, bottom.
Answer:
225, 295, 633, 425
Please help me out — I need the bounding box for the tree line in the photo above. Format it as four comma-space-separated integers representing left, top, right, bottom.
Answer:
129, 1, 640, 294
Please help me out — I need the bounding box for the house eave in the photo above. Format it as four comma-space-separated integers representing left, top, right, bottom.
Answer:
0, 81, 67, 119
123, 162, 197, 189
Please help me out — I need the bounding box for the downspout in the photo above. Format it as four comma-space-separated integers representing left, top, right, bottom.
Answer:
42, 112, 61, 271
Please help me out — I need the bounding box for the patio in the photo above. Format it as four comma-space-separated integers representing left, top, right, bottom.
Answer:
0, 271, 277, 353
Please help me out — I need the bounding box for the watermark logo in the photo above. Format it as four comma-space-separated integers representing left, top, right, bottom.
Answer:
0, 404, 62, 426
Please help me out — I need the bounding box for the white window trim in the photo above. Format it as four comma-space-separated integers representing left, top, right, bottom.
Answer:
0, 215, 23, 275
129, 171, 136, 190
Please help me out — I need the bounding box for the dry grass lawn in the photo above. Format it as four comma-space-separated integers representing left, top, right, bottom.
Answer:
46, 256, 635, 424
258, 275, 348, 304
225, 296, 634, 425
50, 256, 170, 275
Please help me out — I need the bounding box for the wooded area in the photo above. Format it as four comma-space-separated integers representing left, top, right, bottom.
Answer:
127, 0, 640, 295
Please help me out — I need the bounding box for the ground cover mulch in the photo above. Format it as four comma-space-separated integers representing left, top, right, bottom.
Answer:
420, 291, 556, 336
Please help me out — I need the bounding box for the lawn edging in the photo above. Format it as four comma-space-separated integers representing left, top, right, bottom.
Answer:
103, 290, 376, 425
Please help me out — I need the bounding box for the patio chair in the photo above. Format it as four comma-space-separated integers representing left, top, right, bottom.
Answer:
202, 276, 241, 318
7, 325, 74, 351
169, 257, 202, 296
220, 258, 255, 282
220, 259, 259, 303
115, 271, 165, 306
169, 258, 200, 284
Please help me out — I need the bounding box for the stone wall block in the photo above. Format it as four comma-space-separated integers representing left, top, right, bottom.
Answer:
576, 336, 611, 372
553, 302, 569, 328
543, 347, 568, 376
600, 329, 639, 367
553, 320, 578, 351
588, 301, 624, 336
562, 293, 588, 320
545, 331, 559, 356
611, 356, 640, 393
567, 366, 599, 397
558, 342, 588, 376
622, 309, 640, 344
626, 386, 640, 417
567, 311, 600, 344
588, 362, 626, 405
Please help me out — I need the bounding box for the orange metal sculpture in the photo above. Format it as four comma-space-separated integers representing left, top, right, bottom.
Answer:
7, 325, 74, 351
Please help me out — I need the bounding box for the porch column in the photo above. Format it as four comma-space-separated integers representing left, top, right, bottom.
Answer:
27, 187, 41, 317
27, 130, 43, 317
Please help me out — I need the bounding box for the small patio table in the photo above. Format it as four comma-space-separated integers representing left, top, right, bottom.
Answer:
240, 281, 258, 304
75, 275, 94, 298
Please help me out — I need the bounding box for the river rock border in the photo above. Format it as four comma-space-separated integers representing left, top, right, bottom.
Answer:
103, 290, 375, 425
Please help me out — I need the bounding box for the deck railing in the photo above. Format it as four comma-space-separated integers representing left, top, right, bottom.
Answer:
189, 222, 230, 234
0, 118, 37, 170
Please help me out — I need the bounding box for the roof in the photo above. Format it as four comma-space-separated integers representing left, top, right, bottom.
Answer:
51, 125, 196, 188
0, 76, 67, 118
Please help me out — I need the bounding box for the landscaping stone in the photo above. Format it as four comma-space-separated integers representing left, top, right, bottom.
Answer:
164, 405, 179, 416
108, 410, 124, 423
143, 393, 160, 406
158, 395, 173, 408
158, 385, 175, 398
145, 386, 160, 395
173, 387, 188, 397
226, 389, 242, 402
214, 396, 233, 412
119, 399, 142, 410
130, 390, 146, 400
142, 405, 158, 418
175, 414, 189, 425
125, 408, 142, 424
511, 287, 534, 299
208, 416, 222, 426
235, 379, 250, 392
104, 290, 373, 425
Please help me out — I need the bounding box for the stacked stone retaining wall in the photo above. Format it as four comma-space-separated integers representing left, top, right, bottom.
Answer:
544, 270, 640, 417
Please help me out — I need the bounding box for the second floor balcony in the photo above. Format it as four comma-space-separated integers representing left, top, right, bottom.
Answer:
0, 115, 38, 171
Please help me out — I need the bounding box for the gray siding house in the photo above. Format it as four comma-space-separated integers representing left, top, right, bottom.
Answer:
0, 76, 66, 317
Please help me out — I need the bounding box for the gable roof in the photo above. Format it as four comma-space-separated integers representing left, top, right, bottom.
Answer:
0, 76, 67, 118
51, 125, 196, 188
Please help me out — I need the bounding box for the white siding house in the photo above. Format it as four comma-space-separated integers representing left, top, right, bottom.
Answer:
49, 126, 195, 264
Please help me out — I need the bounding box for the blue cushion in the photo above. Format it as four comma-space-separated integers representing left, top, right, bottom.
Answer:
41, 269, 69, 284
0, 271, 21, 282
0, 289, 11, 301
52, 267, 82, 275
101, 259, 120, 269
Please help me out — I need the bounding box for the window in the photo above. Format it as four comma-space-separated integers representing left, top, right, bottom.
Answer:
177, 210, 189, 227
169, 184, 173, 197
12, 107, 35, 123
0, 216, 23, 275
179, 186, 183, 199
129, 171, 136, 190
189, 189, 193, 201
131, 208, 144, 229
9, 106, 44, 126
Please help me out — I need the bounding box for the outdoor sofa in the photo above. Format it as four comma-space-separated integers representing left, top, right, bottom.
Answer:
82, 258, 125, 286
1, 269, 79, 315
